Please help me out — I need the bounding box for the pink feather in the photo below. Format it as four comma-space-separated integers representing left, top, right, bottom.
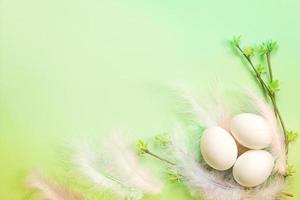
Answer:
27, 171, 85, 200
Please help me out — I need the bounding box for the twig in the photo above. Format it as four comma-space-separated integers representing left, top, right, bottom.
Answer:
266, 52, 278, 116
266, 52, 274, 81
234, 45, 288, 144
235, 46, 269, 92
282, 192, 294, 198
144, 150, 175, 166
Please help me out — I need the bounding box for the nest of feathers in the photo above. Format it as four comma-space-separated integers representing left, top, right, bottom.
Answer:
167, 85, 291, 200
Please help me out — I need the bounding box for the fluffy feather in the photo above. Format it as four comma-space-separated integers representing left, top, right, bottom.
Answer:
245, 176, 285, 200
206, 80, 235, 132
174, 83, 234, 131
105, 131, 163, 194
170, 125, 244, 200
27, 171, 84, 200
71, 130, 162, 200
246, 91, 287, 175
71, 142, 128, 197
170, 125, 286, 200
172, 86, 287, 200
174, 83, 217, 128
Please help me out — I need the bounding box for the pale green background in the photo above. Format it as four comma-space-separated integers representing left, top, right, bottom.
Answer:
0, 0, 299, 199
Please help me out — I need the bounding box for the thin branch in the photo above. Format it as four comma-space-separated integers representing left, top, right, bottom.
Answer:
282, 192, 294, 198
265, 51, 288, 146
144, 150, 175, 166
266, 52, 278, 116
234, 45, 288, 144
269, 94, 288, 146
266, 52, 273, 81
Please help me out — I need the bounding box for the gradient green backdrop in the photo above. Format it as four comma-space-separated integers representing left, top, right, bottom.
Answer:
0, 0, 299, 199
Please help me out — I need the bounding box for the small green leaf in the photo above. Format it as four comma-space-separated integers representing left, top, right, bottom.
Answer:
287, 165, 296, 176
258, 43, 268, 55
259, 40, 278, 55
266, 40, 278, 52
155, 134, 170, 148
269, 80, 280, 93
256, 64, 266, 75
243, 47, 255, 57
287, 130, 299, 143
136, 140, 148, 155
231, 35, 241, 46
167, 168, 181, 183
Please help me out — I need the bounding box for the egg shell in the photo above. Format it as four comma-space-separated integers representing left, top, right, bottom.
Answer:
233, 150, 274, 187
230, 113, 271, 149
200, 126, 238, 170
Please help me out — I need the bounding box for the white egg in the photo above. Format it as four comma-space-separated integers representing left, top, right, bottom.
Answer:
230, 113, 271, 149
233, 150, 274, 187
200, 126, 238, 170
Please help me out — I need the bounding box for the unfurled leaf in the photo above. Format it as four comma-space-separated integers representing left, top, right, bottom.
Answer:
155, 134, 170, 148
269, 79, 280, 93
256, 64, 266, 75
243, 47, 254, 57
259, 40, 278, 55
258, 43, 268, 55
287, 130, 299, 143
167, 168, 181, 184
266, 40, 278, 52
287, 165, 296, 176
136, 140, 148, 155
231, 35, 241, 46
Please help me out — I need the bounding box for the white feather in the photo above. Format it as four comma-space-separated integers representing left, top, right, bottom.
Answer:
170, 125, 244, 200
206, 79, 236, 132
174, 83, 217, 128
170, 125, 286, 200
72, 140, 142, 199
174, 82, 235, 132
72, 142, 124, 189
175, 84, 287, 175
105, 131, 163, 194
245, 176, 285, 200
71, 130, 162, 200
171, 85, 287, 200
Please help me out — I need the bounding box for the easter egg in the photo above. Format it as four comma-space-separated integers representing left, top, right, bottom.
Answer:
230, 113, 271, 149
233, 150, 274, 187
200, 126, 238, 170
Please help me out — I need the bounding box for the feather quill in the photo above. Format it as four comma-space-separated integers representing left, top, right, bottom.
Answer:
27, 171, 85, 200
